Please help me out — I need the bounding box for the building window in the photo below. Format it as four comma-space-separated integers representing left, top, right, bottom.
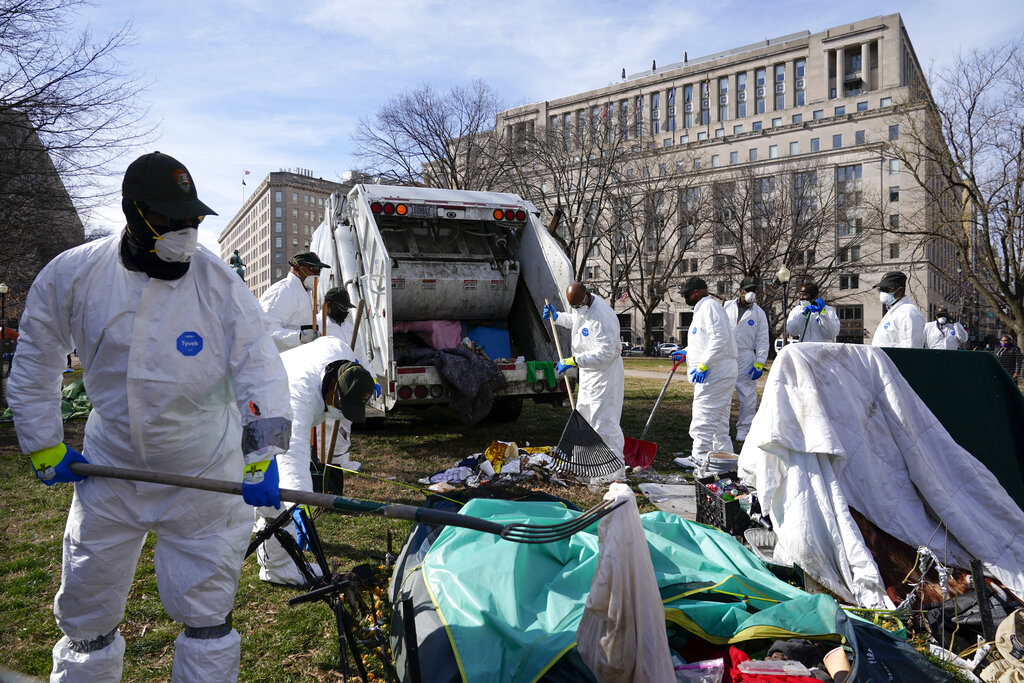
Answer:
789, 141, 799, 155
697, 131, 708, 141
755, 67, 766, 114
275, 191, 282, 202
658, 163, 667, 175
889, 214, 900, 228
700, 81, 710, 126
718, 76, 728, 121
834, 105, 845, 116
889, 124, 899, 140
733, 124, 743, 134
771, 117, 782, 127
275, 206, 282, 218
774, 63, 785, 110
855, 130, 866, 144
730, 151, 738, 165
292, 238, 298, 247
810, 137, 820, 152
769, 144, 779, 159
794, 58, 806, 106
680, 134, 689, 144
663, 138, 672, 147
275, 268, 282, 279
857, 101, 868, 112
292, 223, 298, 233
889, 159, 900, 175
748, 148, 758, 162
676, 160, 686, 173
711, 154, 721, 167
833, 134, 843, 149
275, 236, 282, 248
839, 246, 860, 263
717, 281, 729, 295
683, 85, 693, 128
736, 72, 747, 118
880, 97, 893, 107
715, 128, 725, 138
275, 222, 282, 232
694, 159, 702, 169
889, 186, 900, 202
274, 253, 282, 264
752, 121, 762, 131
792, 113, 802, 124
839, 274, 860, 289
292, 193, 298, 202
813, 109, 824, 120
889, 244, 900, 259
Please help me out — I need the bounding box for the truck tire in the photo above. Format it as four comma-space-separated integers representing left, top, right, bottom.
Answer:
485, 397, 523, 423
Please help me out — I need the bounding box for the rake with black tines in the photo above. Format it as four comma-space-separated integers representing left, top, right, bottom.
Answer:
68, 463, 625, 543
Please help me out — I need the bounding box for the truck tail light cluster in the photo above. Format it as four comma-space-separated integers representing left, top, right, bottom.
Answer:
492, 208, 527, 222
370, 202, 408, 216
396, 383, 444, 401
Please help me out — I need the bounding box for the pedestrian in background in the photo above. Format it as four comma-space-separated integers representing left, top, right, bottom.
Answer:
996, 335, 1022, 383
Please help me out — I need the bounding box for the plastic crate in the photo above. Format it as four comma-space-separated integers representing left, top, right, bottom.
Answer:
743, 526, 805, 585
694, 471, 750, 535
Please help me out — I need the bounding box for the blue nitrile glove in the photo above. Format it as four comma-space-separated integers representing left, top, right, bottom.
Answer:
242, 458, 281, 509
555, 356, 577, 375
748, 362, 764, 380
542, 303, 558, 321
292, 506, 312, 551
689, 363, 709, 384
373, 382, 382, 398
29, 443, 88, 486
671, 350, 687, 363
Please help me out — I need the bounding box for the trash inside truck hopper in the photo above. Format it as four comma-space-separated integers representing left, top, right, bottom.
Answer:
310, 184, 575, 421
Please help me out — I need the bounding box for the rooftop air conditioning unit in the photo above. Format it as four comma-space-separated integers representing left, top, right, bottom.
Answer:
755, 87, 766, 98
737, 91, 747, 102
795, 78, 806, 89
775, 83, 786, 93
719, 95, 728, 105
668, 106, 675, 115
684, 102, 693, 112
652, 110, 660, 118
701, 99, 710, 109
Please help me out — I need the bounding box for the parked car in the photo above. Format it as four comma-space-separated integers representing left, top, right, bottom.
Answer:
657, 343, 682, 357
621, 341, 631, 355
625, 345, 645, 357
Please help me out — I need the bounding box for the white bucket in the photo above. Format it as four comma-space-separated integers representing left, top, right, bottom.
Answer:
697, 452, 739, 476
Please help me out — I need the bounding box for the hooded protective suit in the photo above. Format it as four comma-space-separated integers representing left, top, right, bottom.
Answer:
255, 336, 358, 585
8, 236, 291, 682
724, 299, 769, 441
686, 296, 738, 459
553, 295, 625, 463
786, 303, 841, 343
872, 296, 925, 348
924, 320, 967, 349
259, 271, 314, 351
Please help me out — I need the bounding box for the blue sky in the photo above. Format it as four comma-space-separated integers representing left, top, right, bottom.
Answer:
76, 0, 1024, 250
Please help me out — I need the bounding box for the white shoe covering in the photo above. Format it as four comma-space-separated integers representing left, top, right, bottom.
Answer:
51, 631, 125, 682
171, 628, 240, 682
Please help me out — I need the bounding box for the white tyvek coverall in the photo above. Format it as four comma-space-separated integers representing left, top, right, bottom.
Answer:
724, 299, 769, 441
685, 296, 738, 459
7, 236, 291, 682
554, 295, 625, 462
255, 336, 357, 584
786, 304, 841, 343
872, 296, 925, 348
324, 316, 368, 366
259, 271, 314, 352
924, 320, 967, 350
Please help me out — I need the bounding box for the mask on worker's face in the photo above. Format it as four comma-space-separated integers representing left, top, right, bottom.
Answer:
326, 404, 346, 421
153, 228, 198, 263
938, 316, 948, 324
879, 291, 896, 306
303, 274, 317, 291
744, 291, 756, 304
1002, 341, 1010, 348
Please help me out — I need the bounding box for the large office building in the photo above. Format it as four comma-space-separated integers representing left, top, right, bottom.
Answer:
217, 169, 350, 298
497, 14, 972, 345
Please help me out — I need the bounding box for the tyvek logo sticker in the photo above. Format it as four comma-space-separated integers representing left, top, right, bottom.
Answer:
581, 328, 590, 337
884, 322, 891, 330
748, 319, 755, 326
691, 326, 697, 335
177, 331, 203, 356
950, 330, 956, 336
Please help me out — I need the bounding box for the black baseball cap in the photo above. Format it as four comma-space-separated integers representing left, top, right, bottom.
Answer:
739, 277, 758, 291
873, 271, 907, 292
122, 152, 216, 219
799, 281, 819, 299
680, 276, 707, 294
324, 287, 353, 309
323, 360, 374, 423
290, 251, 330, 270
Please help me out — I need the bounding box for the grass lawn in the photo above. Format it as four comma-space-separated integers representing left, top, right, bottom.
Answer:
0, 372, 703, 681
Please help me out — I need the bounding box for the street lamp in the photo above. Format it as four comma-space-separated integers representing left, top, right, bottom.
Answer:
776, 265, 791, 346
0, 282, 7, 325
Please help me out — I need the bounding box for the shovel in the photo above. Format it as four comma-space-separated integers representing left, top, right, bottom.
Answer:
67, 462, 625, 544
622, 352, 686, 470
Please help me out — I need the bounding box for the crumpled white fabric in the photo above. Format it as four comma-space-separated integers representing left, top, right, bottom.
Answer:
739, 343, 1024, 608
577, 484, 674, 683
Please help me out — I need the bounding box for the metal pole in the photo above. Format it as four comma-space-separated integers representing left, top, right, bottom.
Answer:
781, 283, 788, 346
1, 290, 5, 324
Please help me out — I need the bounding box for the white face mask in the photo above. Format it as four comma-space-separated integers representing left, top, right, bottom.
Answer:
879, 291, 896, 306
743, 291, 757, 304
325, 404, 346, 421
153, 228, 197, 263
303, 274, 317, 291
937, 317, 948, 324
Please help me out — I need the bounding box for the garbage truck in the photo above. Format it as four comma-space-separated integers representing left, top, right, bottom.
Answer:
309, 183, 575, 423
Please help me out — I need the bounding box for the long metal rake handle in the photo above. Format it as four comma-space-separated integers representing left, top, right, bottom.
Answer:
544, 298, 575, 410
639, 354, 686, 441
68, 463, 622, 544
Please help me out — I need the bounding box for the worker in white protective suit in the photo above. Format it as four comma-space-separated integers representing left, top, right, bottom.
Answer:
872, 270, 925, 348
544, 282, 626, 482
255, 337, 376, 585
724, 277, 769, 442
674, 276, 738, 464
924, 306, 968, 350
320, 286, 368, 366
259, 250, 330, 352
786, 281, 841, 343
7, 151, 292, 682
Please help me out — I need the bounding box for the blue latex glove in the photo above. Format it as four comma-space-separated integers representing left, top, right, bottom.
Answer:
373, 382, 382, 398
689, 363, 709, 384
542, 303, 558, 321
748, 362, 764, 380
292, 506, 312, 551
242, 458, 281, 509
29, 443, 88, 486
555, 356, 577, 375
671, 350, 687, 363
